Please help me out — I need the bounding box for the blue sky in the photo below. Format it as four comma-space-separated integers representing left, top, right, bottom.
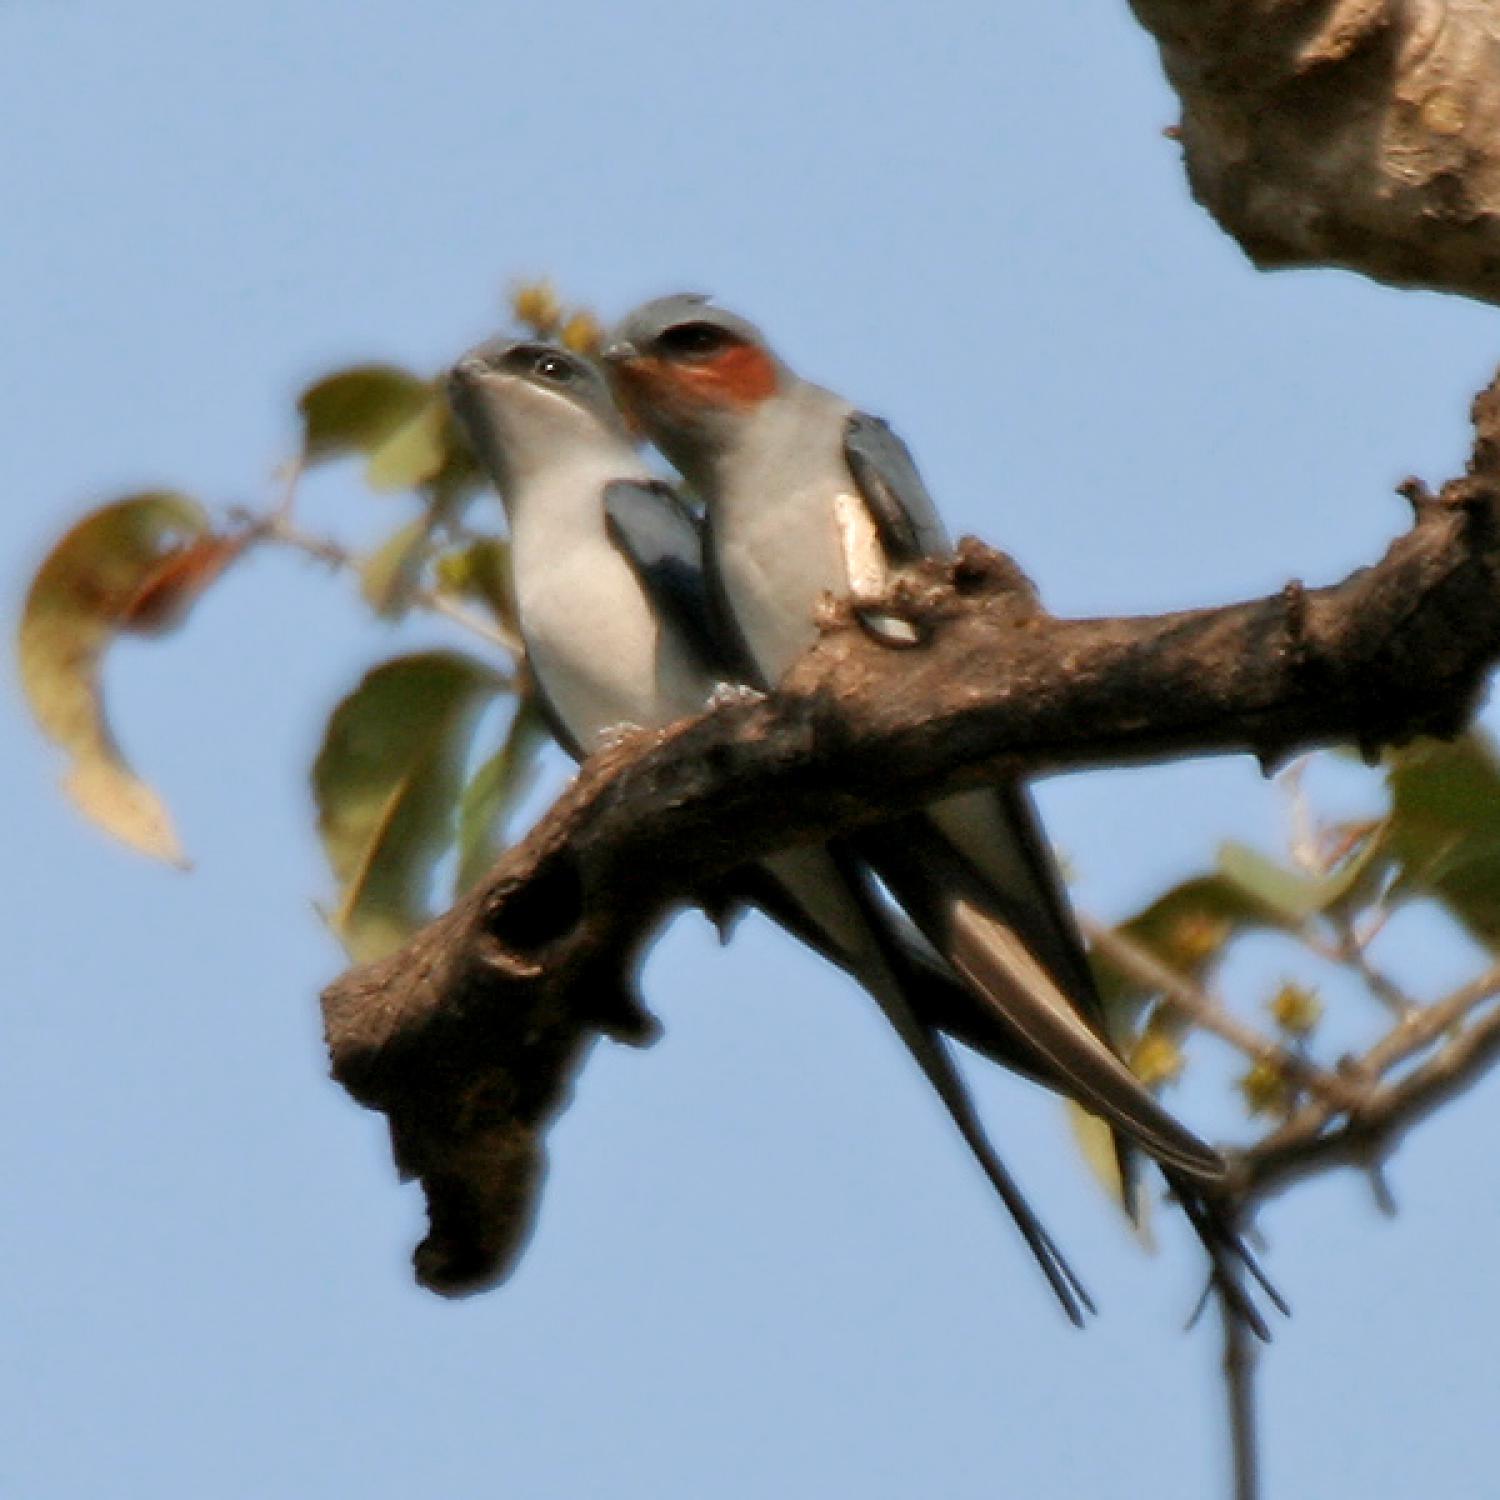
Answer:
5, 4, 1499, 1497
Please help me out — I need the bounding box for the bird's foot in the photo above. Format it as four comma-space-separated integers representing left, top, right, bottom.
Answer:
706, 680, 767, 708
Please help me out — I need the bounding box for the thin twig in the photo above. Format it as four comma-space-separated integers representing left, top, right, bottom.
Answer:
1222, 1285, 1261, 1500
1082, 918, 1361, 1109
1330, 912, 1419, 1019
271, 455, 305, 521
1361, 959, 1500, 1075
249, 509, 525, 656
422, 589, 524, 656
1234, 966, 1500, 1201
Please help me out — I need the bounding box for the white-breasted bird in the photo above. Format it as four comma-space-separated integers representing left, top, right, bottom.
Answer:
603, 297, 1283, 1333
446, 336, 1098, 1323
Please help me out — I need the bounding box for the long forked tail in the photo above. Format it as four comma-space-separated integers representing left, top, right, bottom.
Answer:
1172, 1181, 1289, 1341
863, 816, 1228, 1187
858, 815, 1288, 1333
820, 847, 1097, 1327
737, 861, 1055, 1088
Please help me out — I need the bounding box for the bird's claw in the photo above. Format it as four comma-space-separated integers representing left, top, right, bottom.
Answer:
706, 680, 766, 708
597, 719, 647, 749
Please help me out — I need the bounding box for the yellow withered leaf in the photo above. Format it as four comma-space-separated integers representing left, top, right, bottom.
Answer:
19, 492, 232, 864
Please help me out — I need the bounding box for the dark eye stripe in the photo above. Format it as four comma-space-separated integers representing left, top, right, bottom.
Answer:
655, 322, 729, 358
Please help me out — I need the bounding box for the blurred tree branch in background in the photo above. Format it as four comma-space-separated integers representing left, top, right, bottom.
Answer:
1128, 0, 1500, 304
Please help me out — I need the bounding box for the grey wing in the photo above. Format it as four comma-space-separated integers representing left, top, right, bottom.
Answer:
846, 416, 1170, 1187
843, 412, 950, 563
603, 479, 737, 679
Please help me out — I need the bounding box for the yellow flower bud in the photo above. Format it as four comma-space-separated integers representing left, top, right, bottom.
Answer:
510, 280, 562, 337
1169, 911, 1230, 966
1130, 1031, 1184, 1089
1238, 1060, 1293, 1117
559, 310, 603, 356
434, 549, 474, 595
1269, 982, 1322, 1038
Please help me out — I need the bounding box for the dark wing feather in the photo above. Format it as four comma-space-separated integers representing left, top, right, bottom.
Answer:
700, 498, 762, 685
523, 661, 585, 763
731, 860, 1051, 1086
861, 814, 1227, 1187
847, 413, 1147, 1202
842, 412, 950, 563
603, 479, 741, 680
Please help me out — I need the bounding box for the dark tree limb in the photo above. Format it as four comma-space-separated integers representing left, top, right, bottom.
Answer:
1126, 0, 1500, 304
322, 371, 1500, 1296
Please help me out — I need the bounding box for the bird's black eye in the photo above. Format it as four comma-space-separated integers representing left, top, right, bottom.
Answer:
532, 352, 576, 383
500, 343, 580, 383
655, 322, 730, 359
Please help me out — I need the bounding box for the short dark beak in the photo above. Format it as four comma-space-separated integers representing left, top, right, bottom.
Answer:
445, 356, 488, 392
600, 339, 639, 366
444, 357, 507, 427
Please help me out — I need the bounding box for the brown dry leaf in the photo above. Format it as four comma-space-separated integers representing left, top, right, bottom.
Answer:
118, 532, 249, 635
19, 492, 227, 864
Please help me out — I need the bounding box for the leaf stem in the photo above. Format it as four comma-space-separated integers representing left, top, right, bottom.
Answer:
240, 505, 525, 657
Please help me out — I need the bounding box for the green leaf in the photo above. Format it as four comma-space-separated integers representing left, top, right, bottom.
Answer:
359, 518, 431, 618
1065, 1101, 1145, 1228
454, 696, 548, 895
298, 364, 432, 462
428, 421, 484, 510
313, 651, 506, 962
364, 396, 450, 492
436, 536, 518, 637
1216, 822, 1394, 925
1216, 840, 1328, 923
1312, 818, 1393, 916
1387, 732, 1500, 949
1092, 874, 1282, 1013
18, 492, 229, 865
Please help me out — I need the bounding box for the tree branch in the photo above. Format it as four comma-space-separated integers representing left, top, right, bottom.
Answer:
1230, 961, 1500, 1201
321, 371, 1500, 1295
1221, 1283, 1262, 1500
1082, 917, 1363, 1108
1126, 0, 1500, 304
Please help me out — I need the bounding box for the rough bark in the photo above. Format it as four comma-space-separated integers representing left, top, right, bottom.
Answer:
1127, 0, 1500, 303
322, 372, 1500, 1297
